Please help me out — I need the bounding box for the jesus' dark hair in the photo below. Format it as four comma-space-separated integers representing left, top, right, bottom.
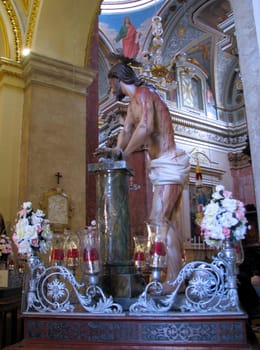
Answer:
108, 63, 144, 86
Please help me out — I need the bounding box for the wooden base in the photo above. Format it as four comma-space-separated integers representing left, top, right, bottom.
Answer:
5, 311, 251, 350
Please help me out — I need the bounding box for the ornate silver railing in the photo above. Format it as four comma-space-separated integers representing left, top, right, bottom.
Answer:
22, 243, 241, 314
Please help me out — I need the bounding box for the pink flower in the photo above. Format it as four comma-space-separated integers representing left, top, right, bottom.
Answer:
222, 227, 231, 238
223, 191, 232, 198
31, 238, 39, 247
202, 229, 211, 238
37, 225, 42, 233
237, 200, 244, 208
18, 208, 27, 217
235, 209, 244, 220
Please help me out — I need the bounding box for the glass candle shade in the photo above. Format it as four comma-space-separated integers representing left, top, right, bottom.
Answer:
78, 226, 100, 276
133, 236, 147, 271
66, 247, 79, 269
149, 241, 167, 268
147, 222, 168, 270
64, 232, 79, 270
134, 251, 145, 269
231, 239, 244, 265
50, 235, 65, 266
51, 248, 64, 266
83, 247, 100, 274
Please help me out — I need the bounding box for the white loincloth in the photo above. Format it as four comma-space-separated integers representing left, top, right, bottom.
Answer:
148, 149, 190, 186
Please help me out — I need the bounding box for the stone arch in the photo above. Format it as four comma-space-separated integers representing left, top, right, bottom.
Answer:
31, 0, 101, 67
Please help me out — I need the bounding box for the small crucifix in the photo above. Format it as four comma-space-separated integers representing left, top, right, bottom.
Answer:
55, 172, 63, 185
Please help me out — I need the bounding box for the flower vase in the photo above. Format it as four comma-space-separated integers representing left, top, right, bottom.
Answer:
232, 239, 244, 265
222, 238, 235, 257
222, 238, 237, 267
221, 238, 241, 309
221, 238, 238, 286
222, 238, 244, 265
27, 253, 41, 273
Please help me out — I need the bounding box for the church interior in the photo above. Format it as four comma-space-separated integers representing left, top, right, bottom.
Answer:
0, 0, 260, 349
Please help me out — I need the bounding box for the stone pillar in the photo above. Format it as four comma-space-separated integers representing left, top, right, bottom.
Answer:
0, 59, 24, 225
21, 52, 96, 230
88, 160, 145, 299
230, 0, 260, 232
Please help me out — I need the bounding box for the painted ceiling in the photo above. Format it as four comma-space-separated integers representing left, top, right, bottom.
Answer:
98, 0, 242, 121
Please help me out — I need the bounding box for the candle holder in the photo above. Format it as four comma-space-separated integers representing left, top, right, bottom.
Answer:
79, 225, 101, 285
146, 221, 168, 282
50, 234, 64, 266
64, 230, 79, 275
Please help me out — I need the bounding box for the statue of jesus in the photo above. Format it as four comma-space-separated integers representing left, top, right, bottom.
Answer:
96, 63, 190, 289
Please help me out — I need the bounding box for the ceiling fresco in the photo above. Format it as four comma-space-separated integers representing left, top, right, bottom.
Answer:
99, 0, 237, 103
98, 0, 241, 120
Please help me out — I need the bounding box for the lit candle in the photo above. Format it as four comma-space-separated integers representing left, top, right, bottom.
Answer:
150, 241, 167, 268
134, 251, 145, 269
66, 248, 79, 269
51, 248, 64, 265
83, 247, 100, 274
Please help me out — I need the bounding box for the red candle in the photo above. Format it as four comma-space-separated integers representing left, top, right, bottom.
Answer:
83, 247, 99, 262
150, 241, 166, 256
134, 251, 145, 261
52, 248, 64, 261
67, 248, 79, 258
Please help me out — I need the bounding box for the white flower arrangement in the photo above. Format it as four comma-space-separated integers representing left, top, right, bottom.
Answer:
200, 185, 248, 249
12, 201, 53, 256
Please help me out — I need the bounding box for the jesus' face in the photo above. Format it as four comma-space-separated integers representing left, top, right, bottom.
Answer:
109, 78, 125, 101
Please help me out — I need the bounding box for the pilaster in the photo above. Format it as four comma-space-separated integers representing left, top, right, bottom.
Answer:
20, 52, 96, 230
0, 58, 24, 226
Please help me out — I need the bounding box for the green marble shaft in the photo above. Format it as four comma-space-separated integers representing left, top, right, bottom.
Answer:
88, 160, 134, 274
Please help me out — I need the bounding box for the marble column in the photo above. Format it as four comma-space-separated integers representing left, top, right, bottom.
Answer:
88, 160, 134, 275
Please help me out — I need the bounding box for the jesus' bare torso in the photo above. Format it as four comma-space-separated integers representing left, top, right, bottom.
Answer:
117, 84, 176, 160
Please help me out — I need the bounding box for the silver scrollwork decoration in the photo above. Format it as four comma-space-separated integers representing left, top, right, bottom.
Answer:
24, 257, 122, 314
129, 246, 241, 314
23, 241, 241, 315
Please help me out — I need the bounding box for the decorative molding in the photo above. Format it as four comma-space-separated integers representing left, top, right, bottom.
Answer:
0, 10, 10, 57
22, 52, 97, 94
0, 57, 23, 85
228, 151, 251, 169
25, 0, 40, 49
2, 0, 22, 62
21, 0, 30, 17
